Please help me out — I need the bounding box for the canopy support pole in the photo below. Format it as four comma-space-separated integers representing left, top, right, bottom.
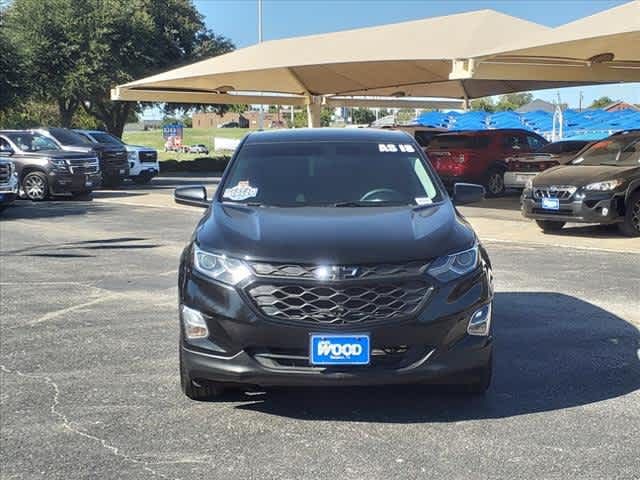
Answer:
306, 96, 322, 128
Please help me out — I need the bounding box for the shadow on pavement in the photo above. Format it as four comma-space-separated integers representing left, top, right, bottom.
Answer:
0, 200, 109, 220
1, 236, 160, 256
540, 223, 627, 240
228, 292, 639, 422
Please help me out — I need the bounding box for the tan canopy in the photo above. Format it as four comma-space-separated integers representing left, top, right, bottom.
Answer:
452, 1, 640, 83
112, 9, 587, 104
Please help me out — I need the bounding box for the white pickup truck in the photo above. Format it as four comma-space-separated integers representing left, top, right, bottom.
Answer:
74, 130, 160, 185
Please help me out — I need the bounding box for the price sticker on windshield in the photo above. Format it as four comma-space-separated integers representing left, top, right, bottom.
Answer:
223, 181, 258, 201
378, 143, 415, 153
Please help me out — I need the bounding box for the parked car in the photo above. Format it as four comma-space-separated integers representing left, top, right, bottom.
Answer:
522, 131, 640, 236
0, 130, 100, 201
504, 140, 592, 189
425, 129, 548, 196
218, 121, 239, 128
0, 158, 19, 211
382, 125, 448, 148
188, 144, 209, 155
172, 128, 493, 400
75, 130, 159, 185
37, 127, 129, 187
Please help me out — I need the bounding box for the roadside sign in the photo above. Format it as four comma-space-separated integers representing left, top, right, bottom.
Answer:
163, 123, 183, 140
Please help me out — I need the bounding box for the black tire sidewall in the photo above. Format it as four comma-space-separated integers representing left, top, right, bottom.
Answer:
620, 192, 640, 237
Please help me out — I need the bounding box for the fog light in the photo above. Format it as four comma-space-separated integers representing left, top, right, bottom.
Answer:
468, 303, 492, 336
181, 305, 209, 339
601, 207, 609, 216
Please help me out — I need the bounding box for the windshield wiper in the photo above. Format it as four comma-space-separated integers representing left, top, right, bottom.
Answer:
333, 201, 408, 207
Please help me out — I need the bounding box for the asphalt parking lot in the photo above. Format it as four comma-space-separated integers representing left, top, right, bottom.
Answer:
1, 175, 639, 479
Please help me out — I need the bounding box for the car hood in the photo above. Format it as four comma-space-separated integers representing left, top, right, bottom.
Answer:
125, 145, 156, 152
195, 201, 476, 264
533, 165, 638, 187
17, 150, 98, 160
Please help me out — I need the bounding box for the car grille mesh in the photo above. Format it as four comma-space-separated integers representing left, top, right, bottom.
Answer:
246, 281, 432, 325
249, 261, 427, 280
139, 151, 157, 162
0, 162, 11, 184
68, 158, 99, 174
533, 186, 576, 200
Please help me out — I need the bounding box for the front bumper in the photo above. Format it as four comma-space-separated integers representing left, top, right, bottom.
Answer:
48, 171, 102, 195
180, 261, 493, 387
521, 190, 624, 224
0, 170, 19, 204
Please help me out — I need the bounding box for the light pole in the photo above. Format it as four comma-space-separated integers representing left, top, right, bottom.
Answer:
257, 0, 264, 130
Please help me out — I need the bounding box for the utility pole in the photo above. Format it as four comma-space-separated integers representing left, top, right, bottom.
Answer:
257, 0, 264, 129
579, 90, 584, 112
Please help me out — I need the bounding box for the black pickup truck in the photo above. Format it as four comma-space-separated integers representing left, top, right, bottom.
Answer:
0, 130, 101, 201
36, 127, 129, 187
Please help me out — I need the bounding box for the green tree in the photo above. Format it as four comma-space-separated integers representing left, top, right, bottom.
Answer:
589, 96, 614, 109
352, 108, 375, 125
4, 0, 234, 136
470, 97, 496, 112
495, 92, 533, 111
0, 8, 30, 113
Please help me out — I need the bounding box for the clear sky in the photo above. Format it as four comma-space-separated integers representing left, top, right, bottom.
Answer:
192, 0, 639, 108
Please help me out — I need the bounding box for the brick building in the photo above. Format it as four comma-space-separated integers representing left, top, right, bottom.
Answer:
192, 110, 285, 129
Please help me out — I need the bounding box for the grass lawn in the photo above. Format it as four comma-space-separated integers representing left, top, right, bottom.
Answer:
123, 128, 252, 161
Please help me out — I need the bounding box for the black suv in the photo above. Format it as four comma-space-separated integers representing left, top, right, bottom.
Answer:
0, 130, 100, 200
173, 128, 493, 400
37, 127, 129, 187
522, 130, 640, 236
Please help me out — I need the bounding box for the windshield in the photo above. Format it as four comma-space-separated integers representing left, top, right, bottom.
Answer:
428, 134, 488, 149
538, 141, 589, 154
47, 127, 93, 146
572, 136, 640, 166
5, 132, 60, 152
221, 141, 442, 207
87, 132, 123, 145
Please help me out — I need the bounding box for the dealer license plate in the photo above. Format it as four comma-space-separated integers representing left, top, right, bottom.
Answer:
310, 334, 370, 365
119, 169, 126, 174
515, 174, 532, 184
541, 198, 560, 210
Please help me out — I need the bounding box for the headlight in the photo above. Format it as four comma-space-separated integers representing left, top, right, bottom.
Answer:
127, 151, 138, 161
584, 179, 622, 191
50, 158, 68, 170
193, 245, 251, 285
427, 244, 479, 282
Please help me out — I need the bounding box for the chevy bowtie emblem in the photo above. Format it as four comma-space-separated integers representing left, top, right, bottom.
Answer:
314, 265, 359, 280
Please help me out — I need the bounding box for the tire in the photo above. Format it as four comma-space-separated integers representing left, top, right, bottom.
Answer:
618, 191, 640, 237
536, 220, 566, 232
179, 347, 225, 401
132, 173, 153, 185
485, 168, 506, 197
22, 171, 49, 201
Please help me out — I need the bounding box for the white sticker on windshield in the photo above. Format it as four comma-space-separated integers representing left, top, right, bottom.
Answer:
223, 181, 258, 201
415, 197, 432, 205
378, 143, 415, 153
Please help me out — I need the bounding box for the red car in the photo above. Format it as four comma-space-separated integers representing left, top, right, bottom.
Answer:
426, 129, 548, 196
504, 140, 591, 189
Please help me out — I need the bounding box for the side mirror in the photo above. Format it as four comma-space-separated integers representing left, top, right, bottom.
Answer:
174, 185, 210, 208
453, 183, 485, 205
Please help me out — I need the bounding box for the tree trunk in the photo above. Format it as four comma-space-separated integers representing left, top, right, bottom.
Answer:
83, 100, 133, 138
58, 98, 79, 127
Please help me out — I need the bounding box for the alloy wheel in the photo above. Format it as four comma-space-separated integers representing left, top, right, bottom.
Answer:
487, 172, 504, 195
632, 199, 640, 232
24, 175, 46, 200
